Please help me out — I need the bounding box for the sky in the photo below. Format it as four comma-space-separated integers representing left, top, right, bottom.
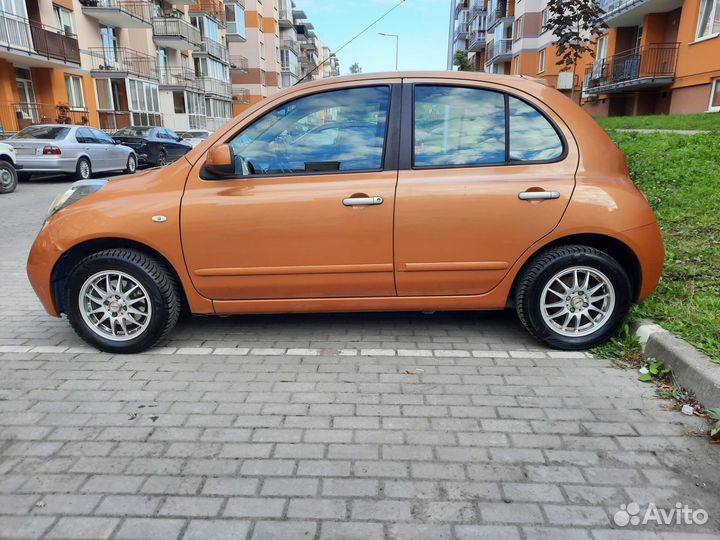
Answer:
296, 0, 451, 74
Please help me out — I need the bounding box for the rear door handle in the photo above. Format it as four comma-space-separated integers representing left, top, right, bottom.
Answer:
343, 196, 384, 206
518, 191, 560, 201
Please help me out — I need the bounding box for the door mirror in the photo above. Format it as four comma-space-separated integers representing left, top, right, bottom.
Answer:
204, 144, 236, 177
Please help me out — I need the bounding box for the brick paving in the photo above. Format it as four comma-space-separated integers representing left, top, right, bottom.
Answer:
0, 180, 719, 539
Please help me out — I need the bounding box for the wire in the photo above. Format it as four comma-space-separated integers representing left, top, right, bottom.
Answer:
294, 0, 407, 85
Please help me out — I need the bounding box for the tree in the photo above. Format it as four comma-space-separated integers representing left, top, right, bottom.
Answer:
349, 62, 362, 74
453, 51, 475, 72
545, 0, 607, 101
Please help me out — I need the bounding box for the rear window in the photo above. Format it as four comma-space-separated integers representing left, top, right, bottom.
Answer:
13, 126, 70, 140
114, 127, 152, 137
183, 131, 209, 139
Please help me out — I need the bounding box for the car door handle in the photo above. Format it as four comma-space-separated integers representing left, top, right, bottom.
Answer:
343, 196, 384, 206
518, 191, 560, 201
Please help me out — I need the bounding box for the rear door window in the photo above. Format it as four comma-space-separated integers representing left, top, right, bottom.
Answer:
508, 96, 564, 162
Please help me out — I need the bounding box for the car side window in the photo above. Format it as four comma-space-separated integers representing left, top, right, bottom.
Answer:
508, 96, 564, 162
413, 86, 505, 167
76, 127, 96, 144
165, 129, 180, 140
91, 129, 114, 145
228, 86, 390, 175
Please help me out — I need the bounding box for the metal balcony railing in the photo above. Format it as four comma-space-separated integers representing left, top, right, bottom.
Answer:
0, 102, 89, 132
486, 1, 510, 29
198, 36, 229, 63
485, 38, 512, 62
280, 38, 300, 55
229, 55, 248, 72
468, 28, 487, 52
158, 67, 203, 91
454, 22, 470, 40
79, 0, 152, 24
584, 43, 679, 92
152, 16, 202, 47
454, 0, 468, 17
88, 47, 159, 80
202, 77, 232, 97
281, 63, 300, 77
0, 10, 80, 64
232, 87, 250, 104
190, 0, 225, 25
470, 0, 485, 16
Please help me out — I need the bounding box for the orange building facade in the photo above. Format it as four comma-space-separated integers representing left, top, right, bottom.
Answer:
449, 0, 720, 116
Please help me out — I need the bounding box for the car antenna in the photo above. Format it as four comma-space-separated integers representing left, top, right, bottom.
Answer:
294, 0, 407, 86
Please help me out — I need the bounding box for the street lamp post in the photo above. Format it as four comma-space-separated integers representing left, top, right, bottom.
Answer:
378, 32, 399, 70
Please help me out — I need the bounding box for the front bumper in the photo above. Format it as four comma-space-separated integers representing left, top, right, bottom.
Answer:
27, 221, 62, 317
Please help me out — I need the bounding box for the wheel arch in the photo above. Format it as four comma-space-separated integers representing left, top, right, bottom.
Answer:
0, 153, 14, 165
507, 233, 642, 307
51, 238, 186, 314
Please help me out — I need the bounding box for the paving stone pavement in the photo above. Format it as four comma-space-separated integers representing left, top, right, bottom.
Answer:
1, 180, 719, 540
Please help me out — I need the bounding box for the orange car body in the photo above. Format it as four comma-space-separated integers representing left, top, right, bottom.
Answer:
27, 72, 664, 320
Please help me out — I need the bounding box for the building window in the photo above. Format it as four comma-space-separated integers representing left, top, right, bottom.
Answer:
513, 16, 523, 40
53, 5, 74, 34
65, 75, 85, 110
225, 3, 246, 39
697, 0, 720, 39
513, 56, 520, 75
538, 49, 546, 73
541, 8, 550, 32
710, 79, 720, 111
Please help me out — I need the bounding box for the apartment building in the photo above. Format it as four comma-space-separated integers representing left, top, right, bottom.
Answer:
583, 0, 720, 116
228, 0, 338, 114
449, 0, 720, 115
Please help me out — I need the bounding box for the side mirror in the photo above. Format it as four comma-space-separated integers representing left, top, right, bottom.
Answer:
204, 144, 236, 177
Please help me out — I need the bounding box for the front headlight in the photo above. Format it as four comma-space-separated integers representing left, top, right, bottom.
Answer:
47, 179, 107, 219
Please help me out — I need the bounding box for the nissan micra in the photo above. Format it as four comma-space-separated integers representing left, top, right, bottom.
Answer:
27, 72, 664, 354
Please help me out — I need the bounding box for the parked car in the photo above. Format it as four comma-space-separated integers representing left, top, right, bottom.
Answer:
181, 130, 213, 148
27, 72, 664, 354
8, 125, 137, 181
0, 142, 20, 194
112, 126, 192, 166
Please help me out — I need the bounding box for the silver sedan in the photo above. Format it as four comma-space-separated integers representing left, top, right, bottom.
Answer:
8, 124, 138, 180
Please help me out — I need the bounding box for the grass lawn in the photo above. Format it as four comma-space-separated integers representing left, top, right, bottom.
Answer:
601, 126, 720, 363
596, 113, 720, 132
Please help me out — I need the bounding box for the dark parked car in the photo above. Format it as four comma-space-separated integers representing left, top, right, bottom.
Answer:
112, 126, 191, 167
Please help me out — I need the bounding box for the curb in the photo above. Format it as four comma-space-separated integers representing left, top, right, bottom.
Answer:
632, 320, 720, 409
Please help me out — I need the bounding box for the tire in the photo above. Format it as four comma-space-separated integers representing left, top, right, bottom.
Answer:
157, 150, 167, 167
0, 161, 18, 194
74, 157, 91, 180
515, 245, 632, 350
124, 153, 137, 174
64, 249, 181, 354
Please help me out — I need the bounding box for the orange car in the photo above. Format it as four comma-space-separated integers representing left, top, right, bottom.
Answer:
27, 72, 664, 354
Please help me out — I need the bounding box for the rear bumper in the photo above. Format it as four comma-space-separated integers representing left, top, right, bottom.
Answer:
616, 221, 665, 302
15, 156, 77, 173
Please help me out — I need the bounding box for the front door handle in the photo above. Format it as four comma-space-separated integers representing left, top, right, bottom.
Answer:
343, 196, 384, 206
518, 191, 560, 201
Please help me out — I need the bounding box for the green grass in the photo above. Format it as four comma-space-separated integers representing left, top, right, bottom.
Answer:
596, 113, 720, 132
603, 129, 720, 363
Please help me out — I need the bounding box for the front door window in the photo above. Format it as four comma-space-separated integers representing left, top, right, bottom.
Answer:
228, 86, 390, 175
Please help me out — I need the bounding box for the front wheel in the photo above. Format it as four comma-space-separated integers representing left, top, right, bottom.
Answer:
515, 245, 632, 350
157, 150, 167, 167
0, 161, 18, 194
64, 249, 181, 353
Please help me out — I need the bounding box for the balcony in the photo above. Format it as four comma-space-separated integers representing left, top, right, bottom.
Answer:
232, 86, 250, 104
152, 16, 202, 50
598, 0, 684, 27
468, 29, 486, 52
88, 47, 159, 80
470, 0, 485, 16
196, 36, 229, 63
229, 55, 248, 73
584, 43, 679, 94
0, 10, 80, 66
487, 1, 512, 29
280, 38, 300, 55
279, 8, 294, 27
0, 101, 89, 132
281, 62, 300, 78
79, 0, 152, 29
159, 67, 202, 91
202, 77, 231, 97
485, 38, 512, 63
454, 22, 470, 41
300, 37, 318, 51
454, 0, 468, 17
190, 0, 226, 26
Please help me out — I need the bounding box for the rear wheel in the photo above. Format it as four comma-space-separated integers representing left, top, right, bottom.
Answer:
74, 157, 91, 180
64, 249, 181, 353
0, 161, 18, 194
157, 150, 167, 167
124, 153, 137, 174
515, 245, 632, 350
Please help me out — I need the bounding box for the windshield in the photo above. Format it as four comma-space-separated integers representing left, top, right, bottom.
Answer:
13, 126, 70, 140
114, 127, 152, 137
